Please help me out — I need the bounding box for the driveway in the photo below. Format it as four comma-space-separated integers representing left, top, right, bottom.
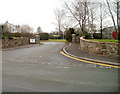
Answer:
2, 42, 119, 92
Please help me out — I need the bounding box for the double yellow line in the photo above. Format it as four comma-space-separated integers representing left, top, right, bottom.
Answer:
60, 51, 120, 68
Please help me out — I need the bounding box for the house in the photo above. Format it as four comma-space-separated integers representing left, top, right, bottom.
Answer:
102, 26, 117, 39
3, 21, 21, 33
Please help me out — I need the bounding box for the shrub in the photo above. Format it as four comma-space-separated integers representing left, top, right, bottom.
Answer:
93, 33, 101, 39
40, 33, 49, 40
2, 36, 13, 39
65, 28, 75, 42
84, 31, 92, 39
12, 33, 35, 37
8, 36, 14, 39
49, 35, 60, 39
2, 33, 13, 39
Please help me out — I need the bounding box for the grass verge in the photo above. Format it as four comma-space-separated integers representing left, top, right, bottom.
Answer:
87, 39, 119, 43
41, 39, 67, 42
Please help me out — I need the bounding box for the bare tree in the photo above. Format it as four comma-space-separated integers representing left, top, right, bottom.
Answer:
97, 2, 110, 39
117, 1, 120, 40
100, 3, 103, 39
15, 25, 21, 33
21, 25, 32, 33
54, 9, 65, 33
53, 8, 66, 39
106, 0, 117, 31
86, 2, 97, 38
64, 0, 96, 36
37, 26, 43, 34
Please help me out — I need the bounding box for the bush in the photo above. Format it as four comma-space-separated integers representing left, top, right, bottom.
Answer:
65, 28, 75, 42
40, 33, 49, 40
49, 35, 60, 39
84, 31, 92, 39
93, 33, 101, 39
2, 36, 13, 39
8, 36, 14, 39
2, 37, 7, 39
2, 33, 13, 39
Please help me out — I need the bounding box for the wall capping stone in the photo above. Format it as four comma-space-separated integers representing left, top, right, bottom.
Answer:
80, 39, 119, 44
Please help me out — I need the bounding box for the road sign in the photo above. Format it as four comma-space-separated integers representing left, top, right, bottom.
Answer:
30, 39, 36, 43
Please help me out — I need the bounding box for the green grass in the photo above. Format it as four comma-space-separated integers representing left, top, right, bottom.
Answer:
48, 39, 66, 42
13, 37, 18, 39
87, 39, 119, 43
40, 39, 67, 42
3, 37, 18, 39
52, 35, 60, 37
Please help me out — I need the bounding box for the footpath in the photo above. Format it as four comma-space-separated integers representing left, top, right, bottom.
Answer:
63, 43, 120, 66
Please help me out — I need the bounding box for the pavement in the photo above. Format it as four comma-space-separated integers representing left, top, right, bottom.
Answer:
63, 43, 120, 66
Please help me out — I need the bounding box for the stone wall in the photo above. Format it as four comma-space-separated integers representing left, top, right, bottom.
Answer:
2, 37, 29, 48
80, 39, 120, 57
0, 39, 2, 50
72, 34, 80, 43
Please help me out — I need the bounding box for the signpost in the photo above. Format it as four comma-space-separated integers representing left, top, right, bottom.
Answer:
30, 39, 36, 43
29, 35, 40, 44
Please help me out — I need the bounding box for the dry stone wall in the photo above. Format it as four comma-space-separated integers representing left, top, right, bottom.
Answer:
80, 39, 120, 57
2, 37, 29, 48
0, 40, 2, 50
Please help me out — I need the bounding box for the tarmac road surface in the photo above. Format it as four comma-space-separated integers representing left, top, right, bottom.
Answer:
2, 42, 119, 92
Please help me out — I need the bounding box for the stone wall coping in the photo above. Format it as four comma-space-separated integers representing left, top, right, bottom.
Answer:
80, 39, 119, 44
80, 38, 119, 57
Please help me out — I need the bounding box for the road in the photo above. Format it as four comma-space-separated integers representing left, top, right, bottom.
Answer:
2, 42, 119, 92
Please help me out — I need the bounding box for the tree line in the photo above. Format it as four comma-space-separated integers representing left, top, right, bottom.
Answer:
0, 21, 36, 39
53, 0, 120, 41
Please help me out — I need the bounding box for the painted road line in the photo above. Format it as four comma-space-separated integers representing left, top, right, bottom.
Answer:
60, 51, 120, 68
63, 43, 119, 66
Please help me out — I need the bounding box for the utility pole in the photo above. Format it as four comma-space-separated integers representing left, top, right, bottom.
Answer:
117, 1, 120, 40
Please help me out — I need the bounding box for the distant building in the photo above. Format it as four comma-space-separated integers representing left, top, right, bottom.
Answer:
3, 21, 21, 33
102, 26, 117, 39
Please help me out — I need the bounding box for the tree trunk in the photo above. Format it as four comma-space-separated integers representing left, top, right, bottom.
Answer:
117, 1, 120, 41
100, 3, 103, 39
106, 0, 117, 31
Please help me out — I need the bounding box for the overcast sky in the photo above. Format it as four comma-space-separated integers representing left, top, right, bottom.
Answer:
0, 0, 117, 33
0, 0, 63, 33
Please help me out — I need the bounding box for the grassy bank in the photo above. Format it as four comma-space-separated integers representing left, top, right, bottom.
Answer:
87, 39, 119, 43
41, 39, 67, 42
